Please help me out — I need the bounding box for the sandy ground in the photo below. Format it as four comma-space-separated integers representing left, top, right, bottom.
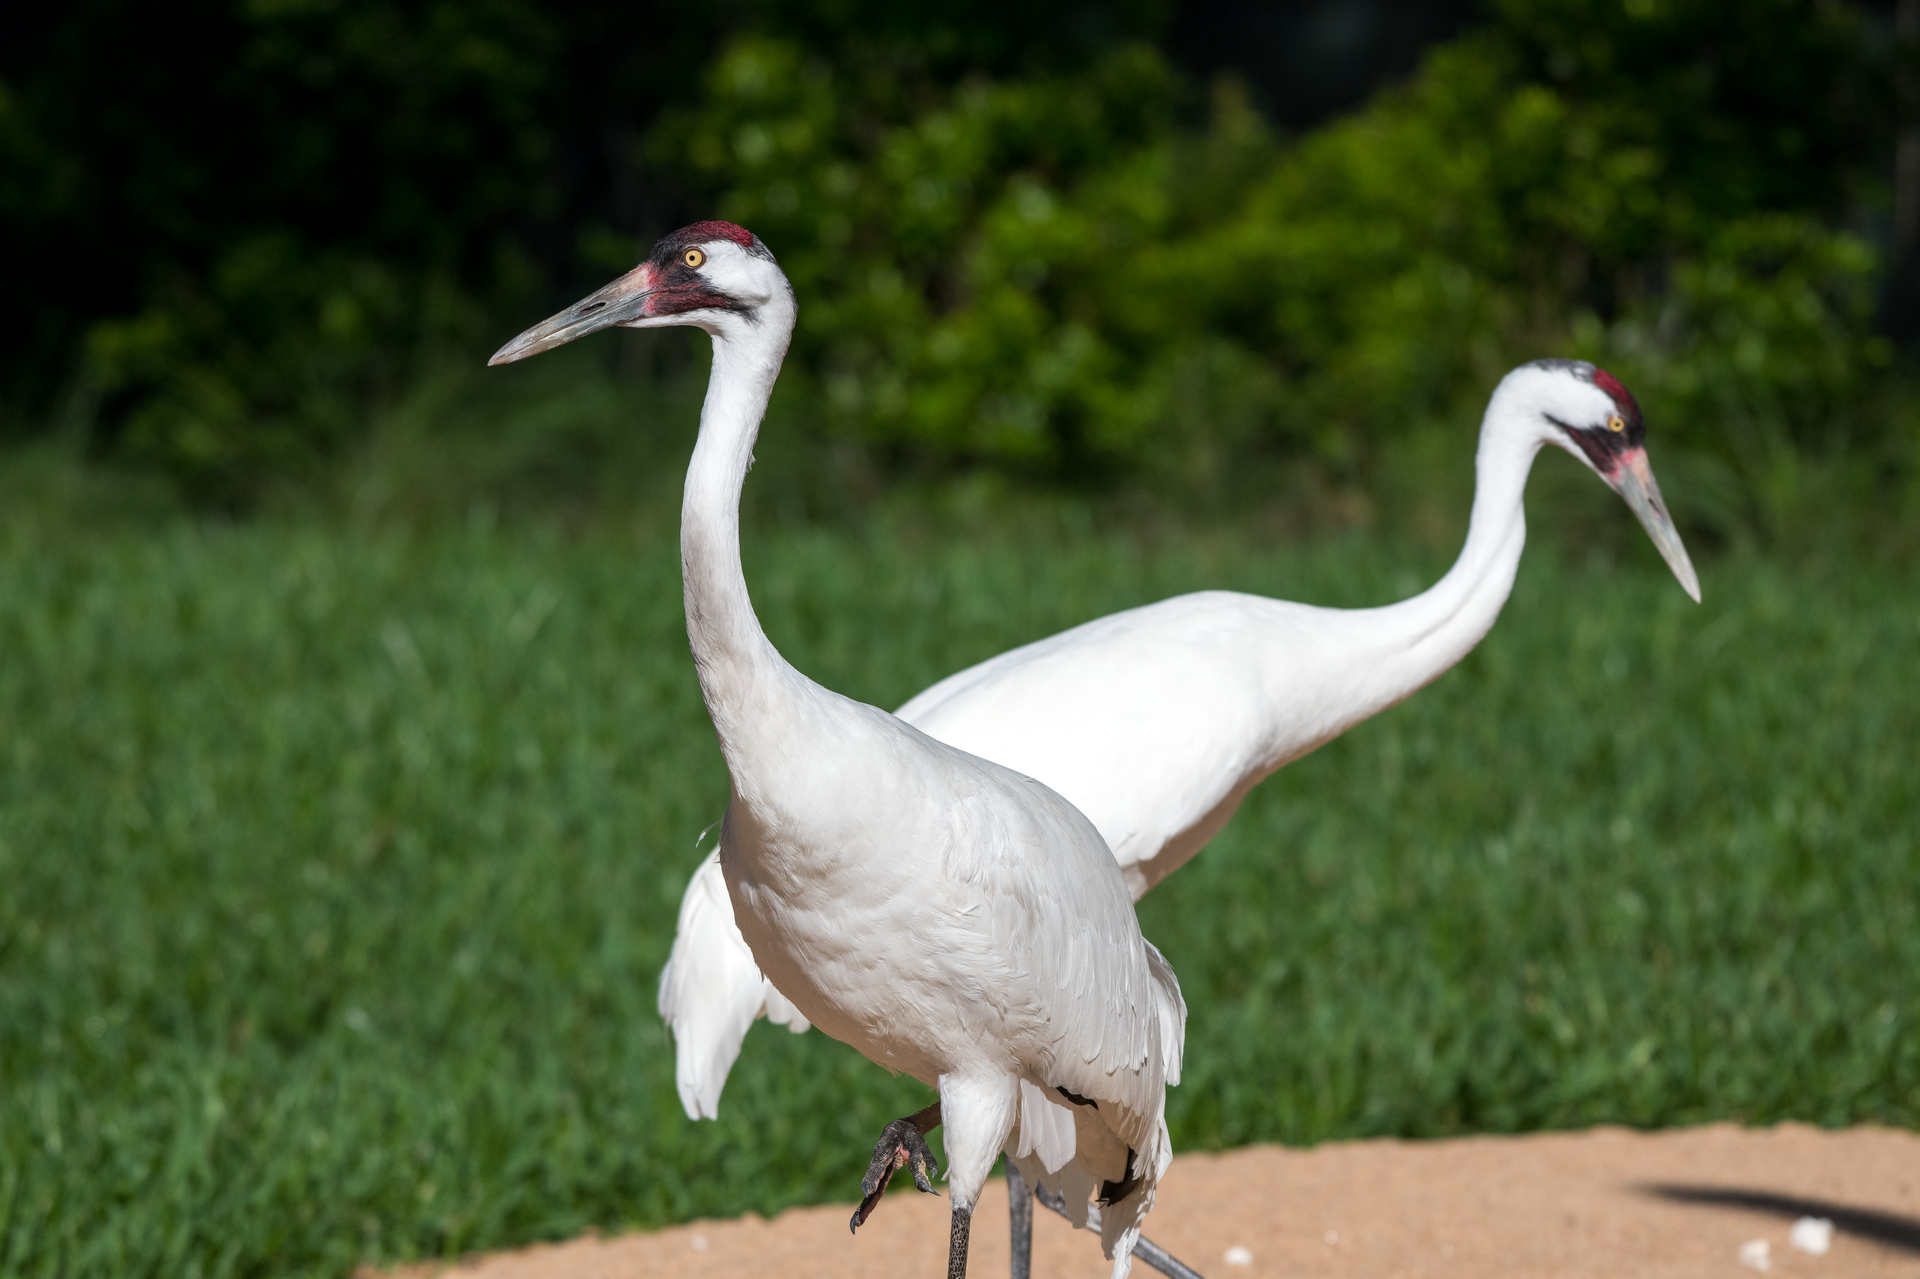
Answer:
386, 1123, 1920, 1279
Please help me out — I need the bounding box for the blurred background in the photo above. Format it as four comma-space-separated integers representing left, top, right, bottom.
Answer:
6, 0, 1913, 528
2, 2, 1916, 1276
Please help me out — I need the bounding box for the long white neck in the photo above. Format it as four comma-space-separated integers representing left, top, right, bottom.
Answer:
680, 309, 798, 750
1350, 383, 1549, 706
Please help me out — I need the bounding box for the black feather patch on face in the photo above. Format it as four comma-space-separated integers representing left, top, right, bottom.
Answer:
1533, 358, 1646, 474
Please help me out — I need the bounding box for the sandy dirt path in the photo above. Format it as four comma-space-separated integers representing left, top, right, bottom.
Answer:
385, 1123, 1920, 1279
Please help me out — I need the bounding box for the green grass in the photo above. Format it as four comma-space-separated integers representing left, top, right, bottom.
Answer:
0, 508, 1915, 1277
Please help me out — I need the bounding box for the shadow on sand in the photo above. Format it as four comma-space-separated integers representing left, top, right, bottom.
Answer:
1638, 1184, 1920, 1256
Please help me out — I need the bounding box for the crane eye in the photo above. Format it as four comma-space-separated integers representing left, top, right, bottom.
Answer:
683, 248, 707, 269
1607, 414, 1625, 432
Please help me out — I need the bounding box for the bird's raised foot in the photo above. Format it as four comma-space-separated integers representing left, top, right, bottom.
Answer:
849, 1106, 943, 1233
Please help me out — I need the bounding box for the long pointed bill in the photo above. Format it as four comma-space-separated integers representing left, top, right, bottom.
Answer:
1610, 447, 1701, 602
488, 263, 655, 366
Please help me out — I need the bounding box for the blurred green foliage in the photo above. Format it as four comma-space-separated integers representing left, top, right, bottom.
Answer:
1, 0, 1157, 503
82, 247, 477, 505
3, 0, 1903, 513
6, 0, 619, 505
671, 1, 1891, 505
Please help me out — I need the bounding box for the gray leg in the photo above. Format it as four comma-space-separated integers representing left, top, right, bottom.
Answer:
1130, 1235, 1207, 1279
948, 1204, 973, 1279
1030, 1178, 1207, 1279
1006, 1160, 1033, 1279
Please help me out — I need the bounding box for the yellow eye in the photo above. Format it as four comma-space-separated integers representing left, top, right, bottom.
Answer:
1608, 414, 1626, 432
683, 247, 706, 269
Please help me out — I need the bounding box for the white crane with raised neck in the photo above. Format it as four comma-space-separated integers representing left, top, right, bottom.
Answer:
490, 221, 1190, 1279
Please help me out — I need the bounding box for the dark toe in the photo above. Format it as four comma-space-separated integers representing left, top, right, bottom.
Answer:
851, 1117, 943, 1232
906, 1134, 939, 1194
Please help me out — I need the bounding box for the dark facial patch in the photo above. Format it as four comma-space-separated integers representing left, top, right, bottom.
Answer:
636, 220, 776, 318
1556, 419, 1639, 474
1529, 358, 1647, 474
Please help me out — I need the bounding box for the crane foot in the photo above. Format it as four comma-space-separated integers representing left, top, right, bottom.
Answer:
849, 1102, 943, 1232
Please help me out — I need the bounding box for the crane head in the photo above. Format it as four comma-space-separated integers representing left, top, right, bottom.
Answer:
1524, 358, 1701, 603
488, 221, 789, 365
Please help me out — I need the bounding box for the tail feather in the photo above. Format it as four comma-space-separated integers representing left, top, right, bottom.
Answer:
1142, 938, 1186, 1088
658, 847, 810, 1120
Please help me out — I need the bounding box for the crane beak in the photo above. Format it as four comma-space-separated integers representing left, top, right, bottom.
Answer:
488, 264, 655, 366
1608, 447, 1701, 602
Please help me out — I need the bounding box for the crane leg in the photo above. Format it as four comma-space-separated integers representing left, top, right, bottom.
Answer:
1031, 1178, 1209, 1279
852, 1105, 1201, 1278
1006, 1159, 1033, 1279
948, 1203, 974, 1279
849, 1101, 943, 1232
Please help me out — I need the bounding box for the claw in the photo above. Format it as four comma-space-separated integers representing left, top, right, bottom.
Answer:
849, 1115, 942, 1233
907, 1149, 937, 1195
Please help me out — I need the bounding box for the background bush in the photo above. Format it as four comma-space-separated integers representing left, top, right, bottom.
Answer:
3, 0, 1906, 515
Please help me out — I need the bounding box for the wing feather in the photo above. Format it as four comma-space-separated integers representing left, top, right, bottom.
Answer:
658, 848, 810, 1120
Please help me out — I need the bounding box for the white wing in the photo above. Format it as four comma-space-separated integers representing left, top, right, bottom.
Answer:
899, 591, 1362, 895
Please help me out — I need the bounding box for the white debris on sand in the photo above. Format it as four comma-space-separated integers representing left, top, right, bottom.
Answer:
690, 1234, 709, 1252
1739, 1238, 1771, 1271
1790, 1216, 1834, 1256
1223, 1245, 1253, 1266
